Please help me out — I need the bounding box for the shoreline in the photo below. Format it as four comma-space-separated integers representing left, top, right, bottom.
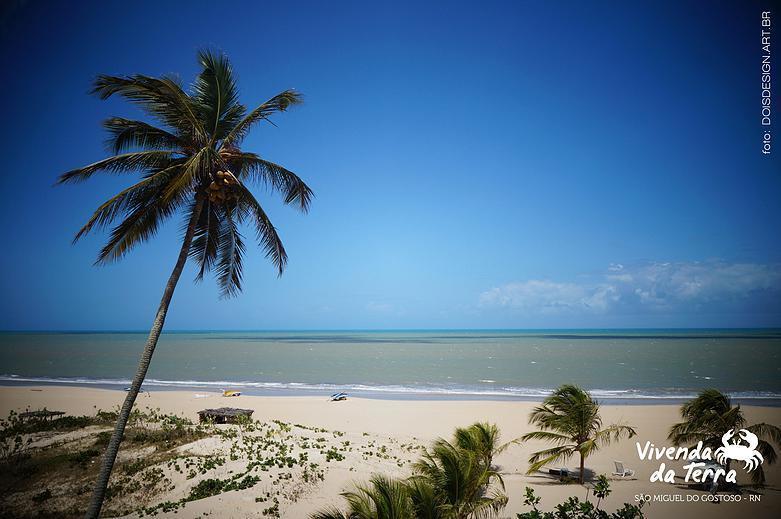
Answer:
3, 380, 781, 406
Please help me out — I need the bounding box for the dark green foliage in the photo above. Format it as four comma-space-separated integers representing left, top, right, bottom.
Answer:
189, 478, 226, 500
122, 458, 147, 476
0, 409, 108, 441
325, 447, 345, 462
67, 448, 101, 467
592, 475, 610, 509
516, 486, 646, 519
141, 472, 262, 515
94, 431, 112, 446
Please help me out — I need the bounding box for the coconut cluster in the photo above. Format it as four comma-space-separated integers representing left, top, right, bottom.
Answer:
207, 170, 239, 204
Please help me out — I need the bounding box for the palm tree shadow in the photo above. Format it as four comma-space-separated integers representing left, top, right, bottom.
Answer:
524, 468, 596, 485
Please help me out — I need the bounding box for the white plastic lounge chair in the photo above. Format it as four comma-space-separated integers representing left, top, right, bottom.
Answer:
613, 461, 634, 477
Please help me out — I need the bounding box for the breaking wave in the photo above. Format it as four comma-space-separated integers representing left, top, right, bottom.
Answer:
2, 374, 780, 401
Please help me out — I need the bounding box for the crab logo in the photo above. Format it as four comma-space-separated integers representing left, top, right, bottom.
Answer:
714, 429, 764, 471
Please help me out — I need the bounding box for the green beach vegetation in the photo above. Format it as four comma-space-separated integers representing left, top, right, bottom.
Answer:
57, 50, 313, 518
668, 389, 781, 485
519, 385, 636, 484
0, 407, 420, 518
0, 407, 211, 517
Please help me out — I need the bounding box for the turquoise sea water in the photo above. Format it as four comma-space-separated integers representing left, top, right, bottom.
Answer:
1, 329, 780, 400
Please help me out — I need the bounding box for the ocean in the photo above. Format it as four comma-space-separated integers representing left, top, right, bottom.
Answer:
1, 329, 780, 402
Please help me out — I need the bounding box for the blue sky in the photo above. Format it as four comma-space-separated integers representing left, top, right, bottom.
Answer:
0, 0, 779, 330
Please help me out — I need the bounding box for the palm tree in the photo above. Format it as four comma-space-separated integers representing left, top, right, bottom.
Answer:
310, 474, 415, 519
412, 436, 508, 518
58, 51, 313, 518
668, 389, 781, 485
520, 384, 636, 484
453, 422, 509, 470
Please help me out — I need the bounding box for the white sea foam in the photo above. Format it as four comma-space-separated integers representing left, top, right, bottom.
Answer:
1, 375, 779, 400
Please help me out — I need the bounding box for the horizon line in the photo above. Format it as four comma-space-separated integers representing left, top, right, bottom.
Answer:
2, 327, 781, 333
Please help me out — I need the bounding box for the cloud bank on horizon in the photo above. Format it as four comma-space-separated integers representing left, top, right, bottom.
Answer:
478, 261, 781, 324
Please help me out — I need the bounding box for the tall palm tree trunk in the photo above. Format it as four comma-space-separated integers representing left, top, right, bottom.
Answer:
579, 452, 585, 484
85, 196, 204, 519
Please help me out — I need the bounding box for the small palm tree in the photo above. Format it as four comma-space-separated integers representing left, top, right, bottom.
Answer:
59, 51, 313, 518
412, 436, 508, 518
520, 384, 636, 484
453, 422, 509, 470
310, 474, 415, 519
668, 389, 781, 485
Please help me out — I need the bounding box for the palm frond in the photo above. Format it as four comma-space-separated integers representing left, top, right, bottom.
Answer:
593, 423, 636, 447
187, 198, 221, 280
103, 117, 183, 154
405, 477, 442, 519
57, 151, 176, 184
193, 50, 244, 143
93, 161, 192, 264
367, 474, 412, 519
220, 89, 302, 148
755, 439, 777, 467
341, 486, 377, 519
91, 74, 205, 138
73, 174, 162, 242
236, 185, 287, 275
214, 206, 245, 298
308, 508, 349, 519
519, 430, 573, 445
159, 147, 210, 206
526, 445, 576, 474
96, 187, 186, 264
747, 422, 781, 446
232, 152, 314, 212
454, 422, 508, 469
465, 490, 509, 519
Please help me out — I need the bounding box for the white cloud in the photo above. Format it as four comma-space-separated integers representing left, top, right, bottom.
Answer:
478, 261, 781, 316
478, 280, 620, 314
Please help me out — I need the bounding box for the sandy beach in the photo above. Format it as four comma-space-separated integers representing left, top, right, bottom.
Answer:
1, 385, 779, 518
